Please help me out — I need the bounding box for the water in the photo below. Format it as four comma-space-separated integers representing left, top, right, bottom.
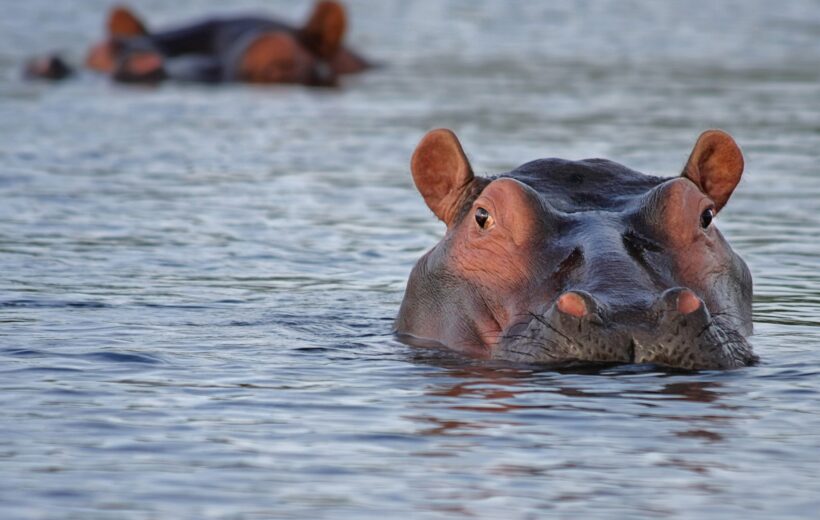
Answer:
1, 0, 820, 518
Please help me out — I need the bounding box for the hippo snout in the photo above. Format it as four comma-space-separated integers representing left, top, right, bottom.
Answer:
631, 288, 757, 369
499, 287, 756, 370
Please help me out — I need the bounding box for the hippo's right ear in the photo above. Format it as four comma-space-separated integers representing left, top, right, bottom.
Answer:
411, 129, 476, 226
299, 1, 347, 59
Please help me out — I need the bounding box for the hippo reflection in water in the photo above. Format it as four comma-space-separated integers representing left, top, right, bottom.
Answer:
26, 1, 370, 86
396, 129, 756, 370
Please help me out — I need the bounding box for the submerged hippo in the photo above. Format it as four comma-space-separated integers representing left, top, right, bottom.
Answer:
396, 129, 756, 370
26, 1, 370, 86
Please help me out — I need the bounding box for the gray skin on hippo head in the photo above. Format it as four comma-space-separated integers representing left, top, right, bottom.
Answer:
395, 129, 756, 370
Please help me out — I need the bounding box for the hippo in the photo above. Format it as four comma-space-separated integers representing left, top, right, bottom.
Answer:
26, 1, 370, 86
395, 129, 756, 370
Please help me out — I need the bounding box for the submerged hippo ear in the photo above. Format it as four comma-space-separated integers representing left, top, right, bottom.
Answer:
681, 129, 744, 213
411, 129, 475, 226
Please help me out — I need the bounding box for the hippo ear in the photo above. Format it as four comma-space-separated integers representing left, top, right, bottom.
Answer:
108, 6, 148, 37
411, 129, 475, 226
299, 1, 347, 59
681, 129, 744, 213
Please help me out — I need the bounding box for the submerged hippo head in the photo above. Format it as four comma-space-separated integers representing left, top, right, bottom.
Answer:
396, 129, 756, 370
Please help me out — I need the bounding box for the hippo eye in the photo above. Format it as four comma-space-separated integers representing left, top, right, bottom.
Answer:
475, 207, 494, 229
700, 208, 714, 229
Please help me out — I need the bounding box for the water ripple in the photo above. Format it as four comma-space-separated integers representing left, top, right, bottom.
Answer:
1, 1, 819, 519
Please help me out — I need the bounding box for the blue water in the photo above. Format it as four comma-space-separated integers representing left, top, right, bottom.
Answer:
2, 1, 820, 518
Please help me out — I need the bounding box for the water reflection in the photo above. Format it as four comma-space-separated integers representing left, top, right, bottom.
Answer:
411, 356, 734, 449
396, 359, 754, 515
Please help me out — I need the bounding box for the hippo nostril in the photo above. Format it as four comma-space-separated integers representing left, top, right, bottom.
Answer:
676, 289, 702, 315
556, 291, 589, 318
657, 288, 704, 316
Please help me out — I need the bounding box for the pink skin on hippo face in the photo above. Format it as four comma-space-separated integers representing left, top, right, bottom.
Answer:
395, 129, 756, 370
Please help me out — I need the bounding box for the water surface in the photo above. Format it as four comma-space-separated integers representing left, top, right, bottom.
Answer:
1, 1, 820, 518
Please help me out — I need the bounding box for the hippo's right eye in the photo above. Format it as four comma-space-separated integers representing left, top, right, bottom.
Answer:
475, 207, 494, 229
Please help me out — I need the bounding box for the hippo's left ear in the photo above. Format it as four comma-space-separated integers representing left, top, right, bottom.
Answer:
108, 6, 148, 38
411, 129, 476, 226
681, 129, 744, 213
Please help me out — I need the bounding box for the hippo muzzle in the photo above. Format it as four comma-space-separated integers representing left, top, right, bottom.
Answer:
499, 288, 756, 369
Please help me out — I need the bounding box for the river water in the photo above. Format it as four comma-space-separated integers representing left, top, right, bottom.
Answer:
1, 1, 819, 518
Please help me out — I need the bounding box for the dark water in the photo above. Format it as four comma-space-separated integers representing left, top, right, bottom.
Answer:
2, 1, 820, 518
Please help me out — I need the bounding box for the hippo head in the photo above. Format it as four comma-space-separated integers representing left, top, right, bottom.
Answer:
234, 31, 338, 87
236, 1, 347, 86
85, 6, 148, 73
396, 129, 756, 370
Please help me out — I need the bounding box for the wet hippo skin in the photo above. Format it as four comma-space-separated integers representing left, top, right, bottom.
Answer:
396, 129, 756, 370
28, 1, 370, 86
97, 2, 369, 85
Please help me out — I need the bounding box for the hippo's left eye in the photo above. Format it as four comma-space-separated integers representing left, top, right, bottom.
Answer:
475, 207, 495, 230
700, 208, 714, 229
